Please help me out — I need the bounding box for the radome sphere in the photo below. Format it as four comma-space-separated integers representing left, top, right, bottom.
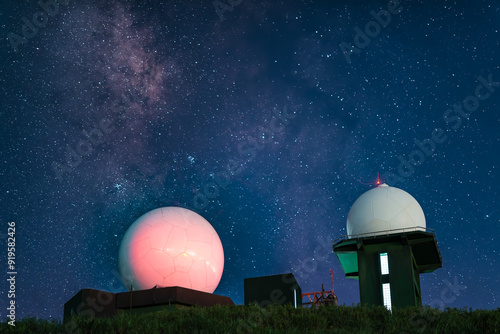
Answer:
118, 207, 224, 293
346, 184, 426, 237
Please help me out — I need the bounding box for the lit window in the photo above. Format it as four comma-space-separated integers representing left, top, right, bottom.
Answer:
380, 253, 389, 275
382, 283, 392, 311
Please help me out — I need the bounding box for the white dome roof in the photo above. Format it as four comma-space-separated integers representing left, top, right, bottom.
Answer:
346, 184, 426, 237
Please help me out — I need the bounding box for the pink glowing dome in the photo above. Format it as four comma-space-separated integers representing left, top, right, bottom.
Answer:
118, 207, 224, 293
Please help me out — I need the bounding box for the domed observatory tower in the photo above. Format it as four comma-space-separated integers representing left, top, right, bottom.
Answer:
333, 184, 442, 310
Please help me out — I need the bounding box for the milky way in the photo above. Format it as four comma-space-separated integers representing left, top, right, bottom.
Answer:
0, 0, 498, 320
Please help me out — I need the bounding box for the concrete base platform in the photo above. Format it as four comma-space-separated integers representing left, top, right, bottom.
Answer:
63, 286, 234, 323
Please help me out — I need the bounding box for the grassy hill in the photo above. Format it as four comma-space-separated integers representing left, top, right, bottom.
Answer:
1, 304, 499, 333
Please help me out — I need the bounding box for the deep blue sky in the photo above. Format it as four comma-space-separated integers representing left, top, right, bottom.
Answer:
0, 0, 498, 321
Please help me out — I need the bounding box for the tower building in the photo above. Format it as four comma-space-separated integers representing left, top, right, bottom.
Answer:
333, 184, 442, 309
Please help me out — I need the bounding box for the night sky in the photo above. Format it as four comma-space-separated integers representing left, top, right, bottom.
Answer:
1, 0, 499, 321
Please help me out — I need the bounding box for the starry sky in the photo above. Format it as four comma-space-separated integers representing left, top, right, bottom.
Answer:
0, 0, 499, 321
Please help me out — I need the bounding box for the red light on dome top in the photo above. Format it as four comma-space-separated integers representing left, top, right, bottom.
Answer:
357, 172, 382, 187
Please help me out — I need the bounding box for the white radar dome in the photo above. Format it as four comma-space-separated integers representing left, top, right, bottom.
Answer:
346, 184, 426, 237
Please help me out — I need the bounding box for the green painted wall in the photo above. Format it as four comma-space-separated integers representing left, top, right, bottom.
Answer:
358, 242, 421, 309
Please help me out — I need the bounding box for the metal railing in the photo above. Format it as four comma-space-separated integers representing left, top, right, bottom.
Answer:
333, 226, 434, 243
